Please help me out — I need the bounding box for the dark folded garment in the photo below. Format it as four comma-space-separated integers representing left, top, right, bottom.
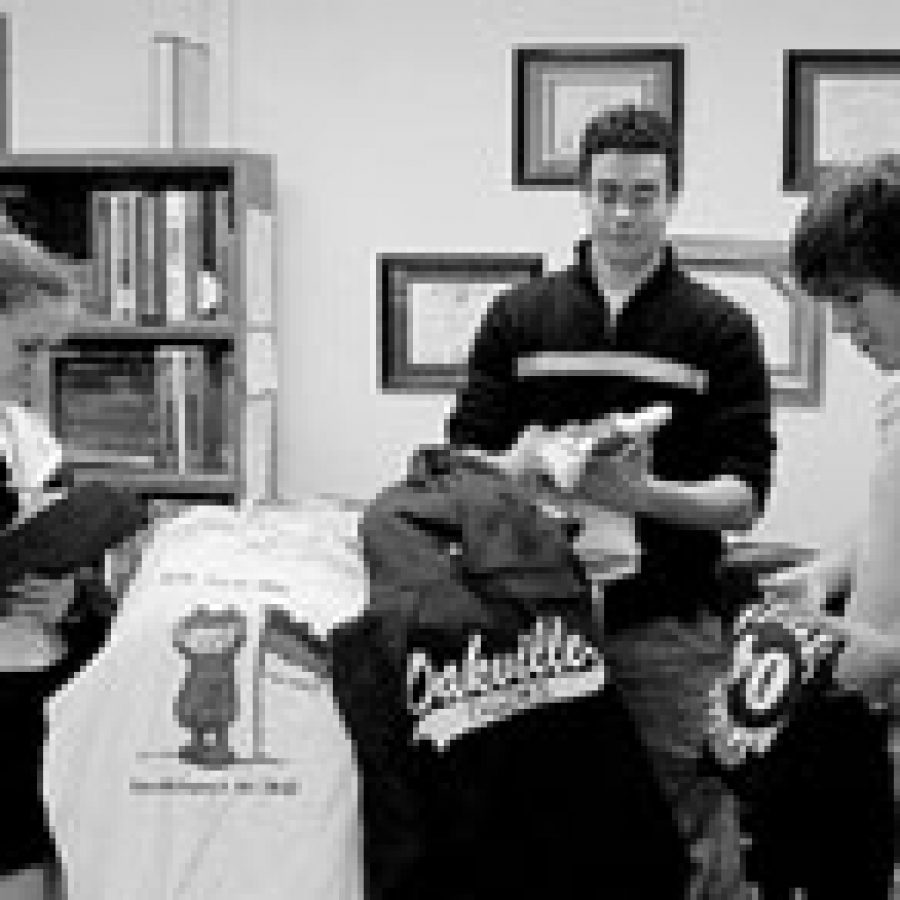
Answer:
0, 482, 147, 590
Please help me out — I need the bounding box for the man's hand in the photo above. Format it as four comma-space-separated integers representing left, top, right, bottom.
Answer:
575, 437, 652, 514
832, 621, 900, 707
759, 565, 829, 614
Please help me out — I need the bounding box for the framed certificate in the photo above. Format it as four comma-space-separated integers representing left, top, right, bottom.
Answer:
377, 253, 544, 392
513, 44, 684, 190
784, 50, 900, 191
673, 237, 826, 406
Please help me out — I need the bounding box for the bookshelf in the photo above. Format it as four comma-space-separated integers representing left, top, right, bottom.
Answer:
0, 150, 277, 507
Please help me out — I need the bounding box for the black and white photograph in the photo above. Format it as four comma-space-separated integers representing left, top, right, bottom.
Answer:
2, 1, 900, 899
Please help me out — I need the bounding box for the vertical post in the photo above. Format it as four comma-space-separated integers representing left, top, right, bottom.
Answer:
252, 639, 265, 759
150, 33, 211, 150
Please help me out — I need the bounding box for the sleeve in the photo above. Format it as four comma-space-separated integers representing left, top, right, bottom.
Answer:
444, 289, 531, 453
699, 308, 777, 511
43, 577, 116, 694
359, 480, 493, 661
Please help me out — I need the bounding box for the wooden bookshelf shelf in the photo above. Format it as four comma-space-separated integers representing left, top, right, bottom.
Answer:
4, 150, 278, 508
69, 468, 238, 497
64, 322, 236, 343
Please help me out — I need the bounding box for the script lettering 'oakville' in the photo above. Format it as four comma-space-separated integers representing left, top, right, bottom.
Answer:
404, 617, 607, 751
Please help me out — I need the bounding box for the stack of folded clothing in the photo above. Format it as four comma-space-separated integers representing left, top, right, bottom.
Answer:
329, 439, 689, 900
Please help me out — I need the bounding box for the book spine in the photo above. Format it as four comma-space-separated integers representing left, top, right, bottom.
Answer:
135, 192, 159, 324
203, 351, 224, 471
184, 191, 201, 320
90, 191, 112, 319
197, 188, 221, 319
183, 345, 206, 471
134, 192, 148, 324
164, 190, 188, 322
108, 193, 123, 321
155, 346, 176, 468
153, 191, 168, 323
118, 191, 139, 323
172, 347, 189, 473
220, 351, 235, 473
214, 189, 231, 319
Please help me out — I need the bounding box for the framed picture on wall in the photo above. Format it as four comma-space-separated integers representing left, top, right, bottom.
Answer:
784, 50, 900, 191
377, 252, 544, 392
513, 44, 684, 190
673, 236, 826, 406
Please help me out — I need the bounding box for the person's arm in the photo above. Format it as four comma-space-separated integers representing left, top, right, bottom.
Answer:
359, 476, 493, 662
762, 538, 859, 612
634, 473, 758, 531
445, 288, 530, 454
48, 573, 117, 689
578, 306, 775, 533
0, 211, 73, 297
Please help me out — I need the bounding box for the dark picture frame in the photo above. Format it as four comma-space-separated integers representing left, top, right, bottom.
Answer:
674, 236, 826, 406
513, 44, 684, 190
377, 253, 544, 392
784, 50, 900, 191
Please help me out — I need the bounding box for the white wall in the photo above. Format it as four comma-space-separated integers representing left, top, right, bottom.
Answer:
8, 0, 898, 552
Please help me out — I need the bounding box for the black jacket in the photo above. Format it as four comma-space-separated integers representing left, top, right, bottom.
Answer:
359, 445, 595, 662
329, 448, 689, 899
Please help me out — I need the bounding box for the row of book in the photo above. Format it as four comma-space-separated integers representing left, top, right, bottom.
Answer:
54, 346, 234, 474
89, 189, 232, 324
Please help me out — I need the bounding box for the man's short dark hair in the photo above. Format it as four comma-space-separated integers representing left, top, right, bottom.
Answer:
790, 155, 900, 295
577, 104, 678, 195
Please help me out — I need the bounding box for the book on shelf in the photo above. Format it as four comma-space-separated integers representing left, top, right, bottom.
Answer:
53, 346, 231, 476
88, 188, 230, 324
155, 345, 227, 474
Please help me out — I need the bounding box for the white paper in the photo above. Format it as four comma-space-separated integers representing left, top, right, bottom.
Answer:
45, 502, 367, 900
817, 75, 900, 163
543, 69, 653, 160
407, 279, 509, 367
0, 401, 62, 495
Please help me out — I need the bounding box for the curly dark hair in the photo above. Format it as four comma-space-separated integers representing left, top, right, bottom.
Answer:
790, 155, 900, 295
577, 104, 678, 195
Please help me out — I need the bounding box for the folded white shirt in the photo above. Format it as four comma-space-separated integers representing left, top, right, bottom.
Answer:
45, 503, 367, 900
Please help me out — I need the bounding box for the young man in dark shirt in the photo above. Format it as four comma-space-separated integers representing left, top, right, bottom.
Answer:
447, 104, 776, 897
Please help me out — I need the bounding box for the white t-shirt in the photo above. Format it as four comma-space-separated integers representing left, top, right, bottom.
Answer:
44, 501, 367, 900
848, 386, 900, 631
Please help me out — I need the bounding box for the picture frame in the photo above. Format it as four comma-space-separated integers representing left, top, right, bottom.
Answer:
784, 50, 900, 191
673, 237, 826, 406
513, 44, 684, 190
377, 253, 544, 392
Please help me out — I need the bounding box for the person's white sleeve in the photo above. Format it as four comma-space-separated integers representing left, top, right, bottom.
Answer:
0, 402, 62, 494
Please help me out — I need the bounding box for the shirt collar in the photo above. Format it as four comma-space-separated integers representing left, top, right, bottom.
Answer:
591, 245, 664, 302
573, 239, 673, 315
